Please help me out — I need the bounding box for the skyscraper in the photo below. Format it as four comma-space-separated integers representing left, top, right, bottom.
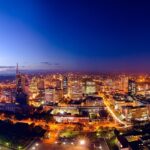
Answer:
84, 80, 96, 95
16, 64, 28, 105
69, 80, 83, 100
128, 79, 137, 96
45, 88, 55, 103
63, 76, 68, 95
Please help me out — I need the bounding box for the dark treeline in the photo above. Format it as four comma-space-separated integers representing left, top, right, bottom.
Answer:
0, 120, 45, 149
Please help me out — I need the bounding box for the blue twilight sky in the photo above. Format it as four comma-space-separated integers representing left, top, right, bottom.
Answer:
0, 0, 150, 73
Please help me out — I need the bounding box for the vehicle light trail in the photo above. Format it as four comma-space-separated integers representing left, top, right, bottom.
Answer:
104, 100, 131, 128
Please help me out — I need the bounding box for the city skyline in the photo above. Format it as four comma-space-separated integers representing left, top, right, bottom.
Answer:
1, 0, 150, 73
1, 1, 150, 150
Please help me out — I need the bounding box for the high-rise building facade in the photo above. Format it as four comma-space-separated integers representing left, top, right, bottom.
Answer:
128, 79, 137, 96
63, 76, 68, 95
84, 81, 96, 95
15, 64, 28, 105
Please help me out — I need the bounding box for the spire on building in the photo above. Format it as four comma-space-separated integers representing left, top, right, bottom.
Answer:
16, 63, 19, 75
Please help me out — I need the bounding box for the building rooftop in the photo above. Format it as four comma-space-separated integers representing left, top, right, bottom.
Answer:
122, 105, 146, 109
140, 99, 150, 104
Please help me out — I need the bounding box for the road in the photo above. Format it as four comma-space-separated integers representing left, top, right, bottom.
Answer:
104, 100, 127, 126
102, 95, 132, 128
28, 143, 89, 150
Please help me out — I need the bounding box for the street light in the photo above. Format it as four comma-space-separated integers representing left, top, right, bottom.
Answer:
47, 133, 51, 138
99, 145, 102, 149
35, 143, 39, 147
60, 110, 64, 115
18, 146, 22, 150
79, 139, 86, 145
5, 142, 10, 147
32, 146, 36, 150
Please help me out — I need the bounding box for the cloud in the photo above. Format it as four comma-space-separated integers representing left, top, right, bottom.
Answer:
54, 63, 60, 66
0, 66, 16, 69
0, 63, 63, 72
0, 66, 26, 71
40, 62, 52, 65
40, 62, 63, 70
41, 62, 61, 66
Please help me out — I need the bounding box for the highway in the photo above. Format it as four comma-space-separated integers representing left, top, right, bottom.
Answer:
103, 96, 132, 128
104, 100, 127, 126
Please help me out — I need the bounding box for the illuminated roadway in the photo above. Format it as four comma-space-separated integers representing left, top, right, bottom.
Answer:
104, 100, 127, 126
101, 94, 132, 128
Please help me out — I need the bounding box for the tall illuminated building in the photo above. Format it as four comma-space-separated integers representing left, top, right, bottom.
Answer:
45, 88, 62, 104
16, 64, 28, 105
37, 78, 44, 90
84, 80, 96, 95
56, 79, 62, 89
120, 76, 128, 93
63, 76, 68, 95
128, 79, 137, 96
29, 77, 39, 99
37, 77, 45, 100
69, 80, 83, 100
45, 88, 55, 103
55, 88, 63, 102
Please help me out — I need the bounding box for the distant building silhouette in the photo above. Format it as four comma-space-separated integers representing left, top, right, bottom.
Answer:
16, 64, 28, 105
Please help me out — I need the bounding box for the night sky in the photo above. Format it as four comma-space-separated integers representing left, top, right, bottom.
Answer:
0, 0, 150, 73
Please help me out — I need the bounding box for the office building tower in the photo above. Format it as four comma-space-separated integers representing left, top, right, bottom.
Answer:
85, 81, 96, 95
63, 76, 68, 95
16, 64, 28, 105
69, 80, 83, 100
45, 88, 55, 103
128, 79, 137, 96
